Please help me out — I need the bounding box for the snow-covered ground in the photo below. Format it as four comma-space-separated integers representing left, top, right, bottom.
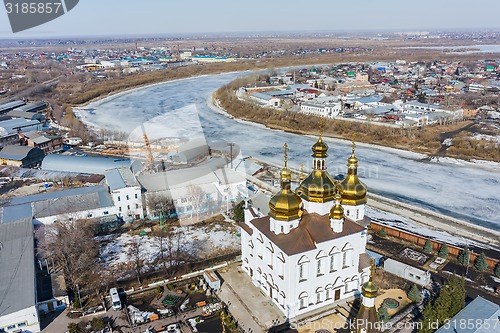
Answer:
471, 133, 500, 143
77, 71, 500, 230
97, 222, 240, 268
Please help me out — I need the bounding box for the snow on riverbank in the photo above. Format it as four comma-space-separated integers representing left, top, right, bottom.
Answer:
366, 206, 494, 250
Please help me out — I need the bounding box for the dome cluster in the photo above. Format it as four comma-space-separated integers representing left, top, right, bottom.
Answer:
268, 136, 367, 222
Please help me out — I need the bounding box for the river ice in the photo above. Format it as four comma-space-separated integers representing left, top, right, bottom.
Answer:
76, 72, 500, 230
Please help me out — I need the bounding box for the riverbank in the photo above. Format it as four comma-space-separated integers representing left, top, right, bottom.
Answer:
213, 77, 500, 162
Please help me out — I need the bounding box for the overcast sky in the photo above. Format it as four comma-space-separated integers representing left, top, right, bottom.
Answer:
1, 0, 500, 38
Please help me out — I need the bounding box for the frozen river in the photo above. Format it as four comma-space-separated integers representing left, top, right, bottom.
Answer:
76, 72, 500, 231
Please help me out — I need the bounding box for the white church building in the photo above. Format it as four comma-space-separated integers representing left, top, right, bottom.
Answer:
239, 135, 371, 319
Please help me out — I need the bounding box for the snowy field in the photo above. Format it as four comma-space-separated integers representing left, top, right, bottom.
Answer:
77, 72, 500, 230
97, 222, 240, 268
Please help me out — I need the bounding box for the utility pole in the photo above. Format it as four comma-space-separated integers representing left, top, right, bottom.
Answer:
228, 143, 235, 169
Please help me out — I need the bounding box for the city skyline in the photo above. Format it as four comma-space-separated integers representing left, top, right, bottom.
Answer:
1, 0, 500, 38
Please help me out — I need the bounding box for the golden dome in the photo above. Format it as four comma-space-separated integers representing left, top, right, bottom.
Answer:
340, 141, 367, 206
299, 170, 336, 203
269, 188, 302, 221
269, 142, 302, 221
312, 136, 328, 158
281, 167, 292, 181
330, 191, 344, 220
362, 280, 378, 298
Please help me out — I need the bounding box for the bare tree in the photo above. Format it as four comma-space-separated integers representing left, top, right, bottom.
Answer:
146, 193, 176, 222
126, 238, 145, 287
36, 217, 98, 292
187, 185, 206, 220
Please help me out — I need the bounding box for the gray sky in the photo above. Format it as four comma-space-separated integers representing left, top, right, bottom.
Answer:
1, 0, 500, 38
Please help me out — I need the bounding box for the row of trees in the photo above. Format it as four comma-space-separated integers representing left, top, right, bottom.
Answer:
418, 275, 466, 333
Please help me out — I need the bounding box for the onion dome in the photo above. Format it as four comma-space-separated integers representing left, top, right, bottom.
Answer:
298, 169, 336, 203
312, 136, 328, 158
330, 187, 344, 220
340, 141, 367, 206
269, 143, 302, 221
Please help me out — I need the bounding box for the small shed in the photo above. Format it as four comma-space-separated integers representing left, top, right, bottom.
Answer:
203, 270, 221, 291
383, 258, 431, 286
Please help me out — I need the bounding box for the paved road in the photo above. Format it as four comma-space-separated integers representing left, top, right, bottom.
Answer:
217, 263, 286, 333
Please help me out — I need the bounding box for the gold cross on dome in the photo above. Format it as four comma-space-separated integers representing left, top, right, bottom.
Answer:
283, 143, 288, 167
370, 258, 375, 279
319, 117, 324, 137
352, 133, 357, 154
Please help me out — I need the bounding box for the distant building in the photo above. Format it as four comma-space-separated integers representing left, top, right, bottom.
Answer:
138, 164, 246, 225
19, 131, 63, 154
300, 102, 342, 118
0, 100, 26, 115
105, 168, 144, 221
41, 154, 132, 174
12, 101, 48, 114
0, 185, 116, 225
0, 145, 45, 168
0, 118, 42, 140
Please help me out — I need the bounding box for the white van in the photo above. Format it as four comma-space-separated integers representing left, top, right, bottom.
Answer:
110, 287, 122, 310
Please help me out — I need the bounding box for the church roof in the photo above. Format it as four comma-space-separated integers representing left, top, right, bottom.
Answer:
247, 210, 366, 256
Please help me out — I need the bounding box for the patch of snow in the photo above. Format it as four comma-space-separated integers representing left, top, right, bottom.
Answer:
471, 133, 500, 143
98, 223, 240, 268
442, 138, 453, 146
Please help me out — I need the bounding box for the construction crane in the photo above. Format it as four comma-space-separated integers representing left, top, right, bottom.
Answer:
141, 124, 154, 173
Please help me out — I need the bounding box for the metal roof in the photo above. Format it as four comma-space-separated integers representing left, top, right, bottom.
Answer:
435, 296, 500, 333
0, 100, 25, 113
1, 185, 114, 220
42, 154, 132, 174
0, 118, 41, 136
13, 101, 48, 113
0, 218, 36, 316
104, 168, 138, 191
0, 145, 43, 161
137, 166, 245, 193
0, 203, 32, 224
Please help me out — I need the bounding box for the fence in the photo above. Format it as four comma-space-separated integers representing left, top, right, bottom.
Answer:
370, 222, 499, 269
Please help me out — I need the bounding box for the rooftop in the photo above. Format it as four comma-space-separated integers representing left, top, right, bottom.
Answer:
0, 185, 114, 221
435, 296, 500, 333
0, 145, 44, 161
104, 167, 139, 191
242, 209, 366, 256
42, 154, 131, 174
0, 218, 36, 316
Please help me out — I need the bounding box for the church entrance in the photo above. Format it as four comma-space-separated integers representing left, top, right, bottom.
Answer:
334, 288, 341, 301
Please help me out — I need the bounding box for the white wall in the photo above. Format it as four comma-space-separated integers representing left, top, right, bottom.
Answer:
112, 186, 144, 220
241, 219, 368, 319
34, 205, 117, 225
0, 305, 40, 333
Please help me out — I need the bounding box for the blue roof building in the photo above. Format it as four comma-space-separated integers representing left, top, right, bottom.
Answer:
435, 296, 500, 333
